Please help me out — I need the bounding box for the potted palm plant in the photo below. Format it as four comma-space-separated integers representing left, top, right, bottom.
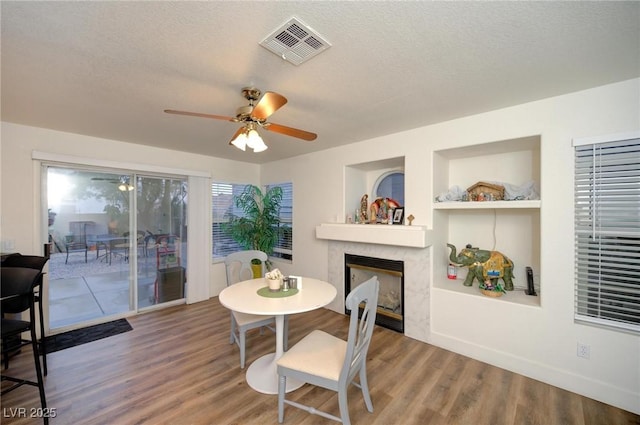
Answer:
222, 185, 284, 277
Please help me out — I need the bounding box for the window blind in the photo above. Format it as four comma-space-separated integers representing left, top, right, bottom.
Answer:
266, 182, 293, 260
574, 135, 640, 333
212, 182, 247, 259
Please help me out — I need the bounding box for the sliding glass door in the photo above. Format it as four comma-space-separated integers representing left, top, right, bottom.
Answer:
46, 166, 187, 331
136, 175, 188, 308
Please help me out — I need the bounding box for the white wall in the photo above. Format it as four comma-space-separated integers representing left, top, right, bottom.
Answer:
261, 78, 640, 414
0, 122, 260, 299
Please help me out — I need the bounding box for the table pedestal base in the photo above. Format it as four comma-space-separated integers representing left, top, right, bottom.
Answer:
246, 353, 304, 394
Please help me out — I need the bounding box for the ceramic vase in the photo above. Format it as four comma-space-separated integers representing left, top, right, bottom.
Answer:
267, 278, 281, 292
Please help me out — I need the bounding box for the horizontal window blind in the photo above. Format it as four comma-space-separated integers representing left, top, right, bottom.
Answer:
574, 136, 640, 333
266, 182, 292, 261
212, 183, 247, 259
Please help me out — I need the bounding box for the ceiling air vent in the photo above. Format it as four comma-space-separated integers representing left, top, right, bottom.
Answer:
260, 17, 331, 66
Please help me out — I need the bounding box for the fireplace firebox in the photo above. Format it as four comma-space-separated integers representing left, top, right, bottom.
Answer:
345, 254, 404, 333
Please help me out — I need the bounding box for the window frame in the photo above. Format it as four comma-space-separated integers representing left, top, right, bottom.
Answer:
573, 131, 640, 334
211, 182, 293, 262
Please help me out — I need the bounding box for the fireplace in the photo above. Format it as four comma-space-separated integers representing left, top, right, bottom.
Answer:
345, 253, 404, 333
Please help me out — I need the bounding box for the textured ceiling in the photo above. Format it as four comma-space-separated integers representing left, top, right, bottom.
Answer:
1, 1, 639, 164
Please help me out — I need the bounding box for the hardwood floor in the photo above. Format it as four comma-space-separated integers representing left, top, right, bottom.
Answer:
1, 297, 638, 425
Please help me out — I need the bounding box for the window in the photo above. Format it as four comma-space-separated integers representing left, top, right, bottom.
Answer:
574, 133, 640, 333
211, 182, 293, 261
212, 182, 247, 259
266, 182, 293, 261
374, 171, 404, 205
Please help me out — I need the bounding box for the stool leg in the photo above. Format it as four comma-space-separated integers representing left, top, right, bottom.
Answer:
29, 311, 48, 424
37, 295, 47, 376
2, 336, 8, 369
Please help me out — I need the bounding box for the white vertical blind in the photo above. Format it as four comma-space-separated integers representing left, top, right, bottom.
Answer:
574, 134, 640, 333
211, 182, 247, 259
266, 182, 293, 260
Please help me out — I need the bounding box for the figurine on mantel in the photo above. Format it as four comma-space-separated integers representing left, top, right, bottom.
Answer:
359, 194, 368, 223
407, 214, 415, 225
369, 197, 401, 224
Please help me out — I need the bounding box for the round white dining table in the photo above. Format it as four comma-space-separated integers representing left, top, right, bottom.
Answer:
218, 277, 337, 394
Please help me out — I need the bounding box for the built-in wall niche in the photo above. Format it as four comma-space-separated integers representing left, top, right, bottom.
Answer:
344, 156, 405, 222
433, 135, 540, 203
431, 135, 541, 307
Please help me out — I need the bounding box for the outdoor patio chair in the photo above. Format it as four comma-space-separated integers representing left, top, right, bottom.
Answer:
64, 221, 93, 264
64, 234, 88, 264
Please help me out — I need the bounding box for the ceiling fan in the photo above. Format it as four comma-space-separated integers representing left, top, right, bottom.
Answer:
164, 87, 317, 152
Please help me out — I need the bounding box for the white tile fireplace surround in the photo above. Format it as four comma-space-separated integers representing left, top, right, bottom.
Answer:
327, 241, 430, 343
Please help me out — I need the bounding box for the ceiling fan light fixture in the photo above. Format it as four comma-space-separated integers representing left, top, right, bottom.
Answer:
118, 176, 135, 191
246, 129, 268, 152
231, 132, 248, 151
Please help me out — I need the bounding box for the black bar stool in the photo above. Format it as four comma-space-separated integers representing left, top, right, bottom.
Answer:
1, 254, 49, 375
1, 267, 48, 424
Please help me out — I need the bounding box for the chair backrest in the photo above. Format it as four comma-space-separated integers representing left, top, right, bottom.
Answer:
69, 221, 91, 244
1, 254, 48, 271
341, 276, 379, 386
1, 267, 43, 314
224, 250, 268, 285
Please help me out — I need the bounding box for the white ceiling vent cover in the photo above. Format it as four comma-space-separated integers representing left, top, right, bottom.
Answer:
260, 17, 331, 66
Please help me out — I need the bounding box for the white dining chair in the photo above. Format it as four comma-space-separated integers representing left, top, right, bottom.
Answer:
276, 275, 379, 425
224, 250, 288, 369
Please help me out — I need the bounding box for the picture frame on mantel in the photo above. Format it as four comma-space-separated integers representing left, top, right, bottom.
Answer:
393, 208, 404, 224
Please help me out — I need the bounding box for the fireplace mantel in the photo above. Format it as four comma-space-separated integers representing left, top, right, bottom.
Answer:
316, 223, 433, 248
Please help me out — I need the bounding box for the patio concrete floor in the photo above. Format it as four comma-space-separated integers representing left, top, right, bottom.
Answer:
48, 252, 158, 329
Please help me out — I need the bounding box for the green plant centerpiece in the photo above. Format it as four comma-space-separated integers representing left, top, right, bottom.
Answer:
222, 185, 284, 277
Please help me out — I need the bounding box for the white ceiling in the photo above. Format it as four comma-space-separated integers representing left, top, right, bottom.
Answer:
2, 1, 639, 164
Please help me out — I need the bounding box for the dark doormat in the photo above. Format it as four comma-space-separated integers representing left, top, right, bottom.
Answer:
44, 319, 132, 354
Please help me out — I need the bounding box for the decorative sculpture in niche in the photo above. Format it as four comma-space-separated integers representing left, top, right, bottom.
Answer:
466, 181, 505, 201
447, 243, 514, 291
359, 194, 369, 223
369, 197, 400, 224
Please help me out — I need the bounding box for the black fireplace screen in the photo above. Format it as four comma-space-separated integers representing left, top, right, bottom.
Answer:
345, 254, 404, 333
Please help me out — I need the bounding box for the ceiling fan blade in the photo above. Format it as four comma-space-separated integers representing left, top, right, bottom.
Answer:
264, 123, 317, 141
251, 92, 287, 121
91, 177, 119, 182
227, 127, 245, 146
164, 109, 234, 121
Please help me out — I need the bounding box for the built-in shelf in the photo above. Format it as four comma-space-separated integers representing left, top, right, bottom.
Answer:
432, 135, 542, 308
315, 223, 432, 248
433, 277, 541, 307
433, 200, 541, 210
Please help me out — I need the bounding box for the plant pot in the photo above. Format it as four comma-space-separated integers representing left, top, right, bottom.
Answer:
251, 263, 262, 278
267, 278, 281, 292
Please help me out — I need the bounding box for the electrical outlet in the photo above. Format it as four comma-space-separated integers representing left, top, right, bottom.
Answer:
577, 343, 590, 359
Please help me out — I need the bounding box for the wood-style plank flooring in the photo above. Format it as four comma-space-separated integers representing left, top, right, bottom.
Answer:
1, 297, 638, 425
